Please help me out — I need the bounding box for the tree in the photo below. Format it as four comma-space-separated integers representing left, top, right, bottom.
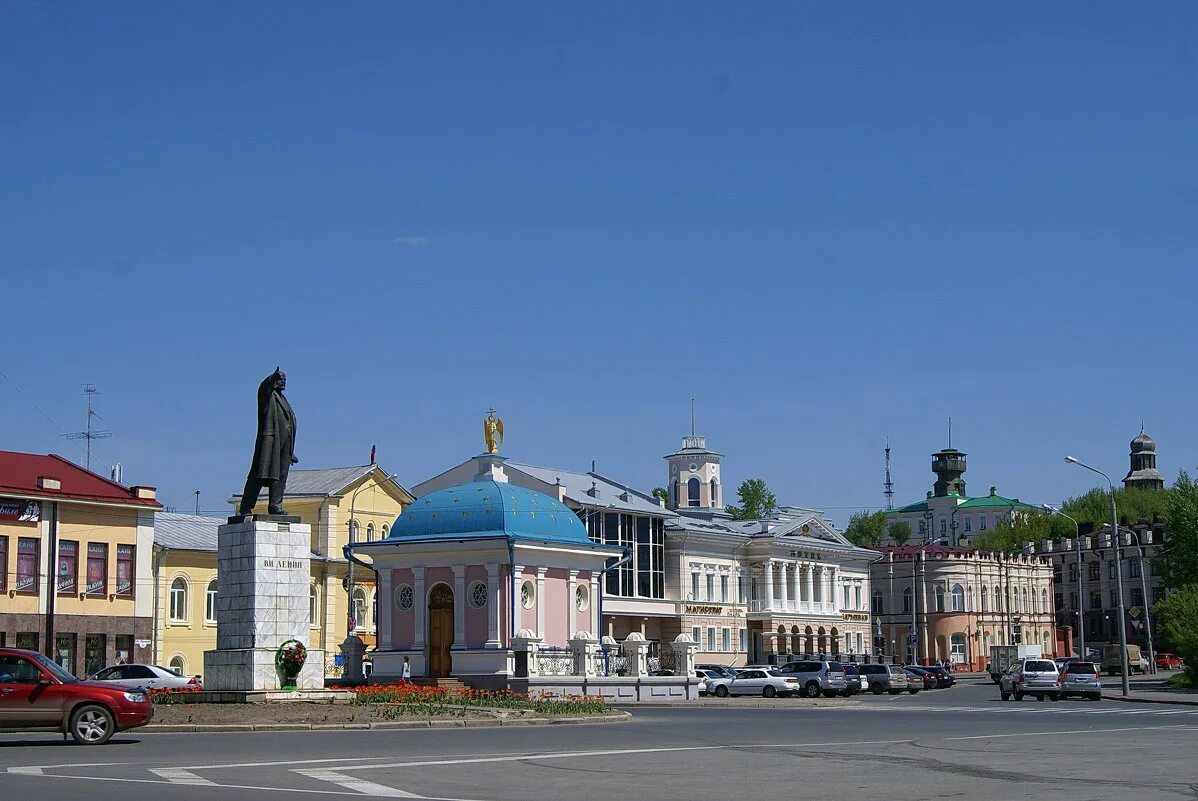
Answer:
726, 478, 777, 520
1159, 471, 1198, 589
1152, 583, 1198, 686
1059, 485, 1172, 528
973, 511, 1075, 554
651, 487, 669, 506
845, 510, 888, 548
888, 521, 912, 546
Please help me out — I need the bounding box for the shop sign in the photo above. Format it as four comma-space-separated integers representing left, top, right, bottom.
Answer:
0, 497, 40, 522
685, 605, 724, 615
841, 612, 869, 623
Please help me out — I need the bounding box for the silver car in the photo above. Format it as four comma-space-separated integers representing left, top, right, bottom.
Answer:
89, 663, 201, 690
1059, 661, 1102, 701
707, 668, 801, 698
857, 663, 910, 695
779, 660, 848, 698
1000, 658, 1060, 702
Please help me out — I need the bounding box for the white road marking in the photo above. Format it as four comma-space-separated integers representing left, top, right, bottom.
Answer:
176, 756, 399, 770
948, 724, 1196, 740
150, 767, 217, 785
7, 761, 133, 776
8, 767, 43, 776
310, 745, 727, 773
294, 769, 425, 798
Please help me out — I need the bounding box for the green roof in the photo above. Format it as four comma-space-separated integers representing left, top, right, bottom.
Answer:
956, 494, 1034, 510
891, 500, 928, 513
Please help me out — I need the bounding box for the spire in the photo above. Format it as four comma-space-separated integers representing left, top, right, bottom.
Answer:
690, 397, 696, 438
948, 416, 952, 449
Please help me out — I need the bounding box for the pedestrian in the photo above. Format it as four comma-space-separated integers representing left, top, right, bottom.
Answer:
402, 656, 411, 683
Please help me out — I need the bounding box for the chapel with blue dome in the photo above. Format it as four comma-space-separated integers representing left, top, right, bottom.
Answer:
357, 446, 622, 685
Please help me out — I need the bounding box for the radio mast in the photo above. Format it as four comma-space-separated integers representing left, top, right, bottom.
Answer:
62, 385, 111, 471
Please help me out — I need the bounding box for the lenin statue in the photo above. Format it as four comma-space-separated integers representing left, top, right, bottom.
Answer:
237, 368, 298, 516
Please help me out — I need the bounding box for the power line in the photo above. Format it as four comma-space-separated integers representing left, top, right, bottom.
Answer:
0, 369, 87, 457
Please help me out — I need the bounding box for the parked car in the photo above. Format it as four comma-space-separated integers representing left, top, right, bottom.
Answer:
778, 660, 848, 698
696, 664, 739, 679
904, 667, 936, 691
1155, 653, 1184, 670
1054, 657, 1082, 673
914, 663, 955, 688
840, 664, 866, 696
858, 664, 910, 695
1059, 661, 1102, 701
0, 647, 155, 744
706, 668, 800, 698
89, 664, 201, 690
1102, 644, 1150, 675
999, 658, 1061, 702
694, 670, 710, 695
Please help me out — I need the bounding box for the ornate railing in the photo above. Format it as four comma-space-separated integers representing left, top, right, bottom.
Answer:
536, 647, 576, 677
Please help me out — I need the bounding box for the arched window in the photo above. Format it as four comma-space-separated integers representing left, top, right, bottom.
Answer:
872, 590, 884, 615
169, 654, 186, 675
205, 579, 218, 624
1023, 587, 1029, 613
381, 524, 389, 539
169, 578, 188, 622
671, 480, 679, 507
366, 523, 375, 542
351, 586, 368, 632
804, 626, 814, 654
309, 585, 318, 625
981, 585, 989, 612
951, 584, 965, 612
687, 478, 701, 507
935, 585, 946, 613
994, 586, 1002, 612
349, 519, 360, 543
1041, 588, 1048, 614
903, 586, 913, 613
709, 478, 719, 507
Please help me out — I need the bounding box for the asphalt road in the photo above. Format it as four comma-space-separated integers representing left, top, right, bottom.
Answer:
3, 680, 1196, 801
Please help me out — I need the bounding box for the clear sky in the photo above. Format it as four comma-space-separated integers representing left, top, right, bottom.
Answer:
3, 2, 1196, 523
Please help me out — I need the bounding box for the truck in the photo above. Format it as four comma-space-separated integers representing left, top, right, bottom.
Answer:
1101, 644, 1150, 675
989, 644, 1043, 684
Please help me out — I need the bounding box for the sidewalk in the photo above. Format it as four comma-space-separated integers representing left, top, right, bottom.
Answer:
1101, 678, 1198, 706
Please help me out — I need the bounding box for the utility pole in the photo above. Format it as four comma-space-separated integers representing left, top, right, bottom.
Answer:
44, 501, 59, 663
194, 490, 201, 515
62, 385, 111, 470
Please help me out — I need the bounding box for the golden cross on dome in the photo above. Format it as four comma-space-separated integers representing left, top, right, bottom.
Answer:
483, 408, 504, 454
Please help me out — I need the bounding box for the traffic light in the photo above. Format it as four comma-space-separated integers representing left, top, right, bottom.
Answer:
1013, 631, 1022, 644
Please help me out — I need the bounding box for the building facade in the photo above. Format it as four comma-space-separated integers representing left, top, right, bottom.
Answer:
0, 450, 159, 675
885, 446, 1034, 547
870, 545, 1060, 669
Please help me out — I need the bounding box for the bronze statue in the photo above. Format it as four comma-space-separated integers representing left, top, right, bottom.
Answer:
483, 408, 504, 454
237, 368, 298, 516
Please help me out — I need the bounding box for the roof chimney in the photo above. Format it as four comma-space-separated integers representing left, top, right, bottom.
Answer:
989, 486, 997, 497
586, 481, 599, 498
37, 476, 61, 491
132, 486, 156, 500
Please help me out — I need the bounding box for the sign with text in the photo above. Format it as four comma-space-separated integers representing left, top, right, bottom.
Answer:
262, 558, 304, 569
0, 498, 39, 522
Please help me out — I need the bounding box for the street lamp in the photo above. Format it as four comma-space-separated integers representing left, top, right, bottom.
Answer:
1065, 456, 1129, 696
1122, 528, 1157, 675
1043, 504, 1085, 660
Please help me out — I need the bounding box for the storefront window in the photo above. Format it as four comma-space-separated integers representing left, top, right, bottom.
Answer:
0, 536, 6, 592
16, 537, 39, 593
86, 543, 108, 595
114, 634, 134, 665
55, 632, 77, 674
116, 544, 135, 596
84, 634, 106, 676
15, 632, 38, 651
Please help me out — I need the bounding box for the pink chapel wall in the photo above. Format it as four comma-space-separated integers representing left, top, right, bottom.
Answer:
541, 568, 570, 647
390, 567, 414, 649
464, 564, 489, 648
573, 570, 593, 636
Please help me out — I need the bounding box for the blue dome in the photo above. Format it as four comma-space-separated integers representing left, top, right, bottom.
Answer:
386, 480, 593, 545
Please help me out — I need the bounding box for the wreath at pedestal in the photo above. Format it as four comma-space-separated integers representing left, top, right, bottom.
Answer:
276, 639, 308, 690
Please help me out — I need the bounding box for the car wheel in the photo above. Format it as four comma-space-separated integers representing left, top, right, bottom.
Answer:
871, 682, 884, 695
1049, 694, 1059, 702
805, 681, 821, 699
823, 691, 838, 698
1014, 692, 1024, 701
714, 685, 729, 698
69, 704, 115, 746
763, 685, 778, 698
908, 688, 920, 694
888, 689, 900, 695
1000, 690, 1010, 701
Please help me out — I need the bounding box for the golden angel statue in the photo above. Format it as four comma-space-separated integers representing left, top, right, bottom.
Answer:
483, 408, 504, 454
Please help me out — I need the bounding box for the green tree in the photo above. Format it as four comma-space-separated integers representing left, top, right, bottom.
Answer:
1152, 583, 1198, 686
845, 510, 888, 548
1059, 485, 1172, 528
726, 478, 778, 520
652, 487, 668, 506
973, 511, 1075, 554
1159, 471, 1198, 589
888, 521, 912, 546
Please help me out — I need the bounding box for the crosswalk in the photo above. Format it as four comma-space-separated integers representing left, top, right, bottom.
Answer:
851, 702, 1198, 716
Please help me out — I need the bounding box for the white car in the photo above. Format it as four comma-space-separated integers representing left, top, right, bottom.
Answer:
89, 663, 201, 690
706, 668, 801, 698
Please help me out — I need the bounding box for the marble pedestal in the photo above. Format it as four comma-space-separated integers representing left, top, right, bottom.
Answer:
203, 517, 324, 690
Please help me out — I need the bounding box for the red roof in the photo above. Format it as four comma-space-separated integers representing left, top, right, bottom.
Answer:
0, 451, 161, 508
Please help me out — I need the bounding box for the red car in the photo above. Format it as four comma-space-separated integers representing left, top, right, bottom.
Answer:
1155, 653, 1184, 670
0, 647, 154, 744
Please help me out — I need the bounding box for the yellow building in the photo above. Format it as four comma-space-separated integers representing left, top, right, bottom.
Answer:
0, 450, 159, 675
155, 464, 412, 679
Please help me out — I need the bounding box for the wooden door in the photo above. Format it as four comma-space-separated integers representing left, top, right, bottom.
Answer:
427, 584, 454, 677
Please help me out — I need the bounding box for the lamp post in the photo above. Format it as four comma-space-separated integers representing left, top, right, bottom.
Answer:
1043, 504, 1085, 659
1065, 456, 1129, 696
1122, 528, 1156, 675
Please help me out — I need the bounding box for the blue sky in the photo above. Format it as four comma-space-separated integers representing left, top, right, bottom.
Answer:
2, 3, 1196, 522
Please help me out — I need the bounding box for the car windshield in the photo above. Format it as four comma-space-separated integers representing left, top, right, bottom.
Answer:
155, 665, 184, 677
31, 653, 78, 683
1024, 660, 1056, 672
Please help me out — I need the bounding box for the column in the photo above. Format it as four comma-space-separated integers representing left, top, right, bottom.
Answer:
452, 566, 466, 649
763, 561, 775, 610
378, 568, 393, 647
567, 570, 580, 636
832, 567, 841, 612
486, 564, 501, 648
413, 567, 426, 649
805, 564, 815, 606
511, 564, 523, 634
779, 562, 790, 611
792, 564, 802, 610
589, 573, 601, 635
535, 567, 547, 639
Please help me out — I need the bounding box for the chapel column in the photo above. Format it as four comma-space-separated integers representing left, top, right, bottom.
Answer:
535, 566, 547, 639
779, 561, 790, 610
413, 566, 426, 650
567, 569, 580, 636
805, 564, 815, 606
452, 565, 466, 648
486, 563, 501, 648
763, 561, 775, 611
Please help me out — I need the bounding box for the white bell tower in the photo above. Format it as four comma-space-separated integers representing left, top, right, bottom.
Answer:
663, 401, 723, 511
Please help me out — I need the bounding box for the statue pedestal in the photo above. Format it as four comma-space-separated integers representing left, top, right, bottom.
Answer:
203, 518, 324, 690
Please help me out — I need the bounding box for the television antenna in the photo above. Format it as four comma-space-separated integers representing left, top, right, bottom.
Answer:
62, 385, 111, 470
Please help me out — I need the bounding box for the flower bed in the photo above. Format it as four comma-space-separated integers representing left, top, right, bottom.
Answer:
149, 687, 204, 705
350, 684, 607, 717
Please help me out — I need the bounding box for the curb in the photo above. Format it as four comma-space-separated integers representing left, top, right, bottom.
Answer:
140, 711, 631, 733
1100, 694, 1198, 707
